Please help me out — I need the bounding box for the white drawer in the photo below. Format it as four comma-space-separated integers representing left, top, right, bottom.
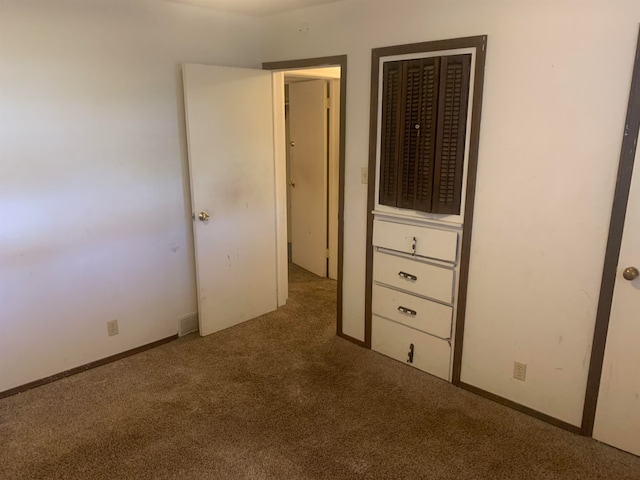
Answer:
372, 315, 451, 380
373, 251, 454, 304
373, 219, 458, 263
372, 284, 452, 339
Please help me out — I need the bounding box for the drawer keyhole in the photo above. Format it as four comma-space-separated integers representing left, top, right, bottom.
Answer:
398, 271, 417, 281
407, 343, 415, 364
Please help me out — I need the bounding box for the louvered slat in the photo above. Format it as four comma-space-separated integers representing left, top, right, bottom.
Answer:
414, 58, 440, 212
379, 61, 402, 206
397, 60, 423, 209
432, 54, 471, 214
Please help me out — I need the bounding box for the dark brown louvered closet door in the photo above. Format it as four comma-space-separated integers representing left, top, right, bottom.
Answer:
396, 58, 440, 210
433, 54, 471, 214
377, 54, 471, 215
413, 58, 440, 212
379, 61, 402, 207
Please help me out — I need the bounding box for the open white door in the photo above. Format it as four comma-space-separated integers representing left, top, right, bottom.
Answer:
183, 64, 279, 337
593, 146, 640, 456
289, 80, 328, 277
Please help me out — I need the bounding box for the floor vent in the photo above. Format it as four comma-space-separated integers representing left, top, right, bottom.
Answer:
178, 314, 198, 337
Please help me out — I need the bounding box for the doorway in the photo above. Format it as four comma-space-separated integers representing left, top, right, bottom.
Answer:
264, 56, 348, 339
284, 68, 340, 280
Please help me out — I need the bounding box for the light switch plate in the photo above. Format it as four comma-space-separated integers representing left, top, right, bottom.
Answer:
361, 167, 368, 184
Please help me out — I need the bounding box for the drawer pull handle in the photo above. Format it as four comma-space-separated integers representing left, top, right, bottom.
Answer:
412, 236, 417, 256
398, 271, 417, 281
407, 343, 415, 364
397, 306, 417, 316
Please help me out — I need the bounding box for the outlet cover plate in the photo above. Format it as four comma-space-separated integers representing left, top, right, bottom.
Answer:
107, 319, 119, 337
513, 361, 527, 381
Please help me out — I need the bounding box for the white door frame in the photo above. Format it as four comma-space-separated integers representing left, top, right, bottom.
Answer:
272, 71, 289, 307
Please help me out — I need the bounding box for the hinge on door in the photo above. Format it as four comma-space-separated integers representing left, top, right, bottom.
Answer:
325, 248, 330, 258
325, 97, 330, 109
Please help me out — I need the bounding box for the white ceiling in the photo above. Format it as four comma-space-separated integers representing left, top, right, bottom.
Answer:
164, 0, 346, 17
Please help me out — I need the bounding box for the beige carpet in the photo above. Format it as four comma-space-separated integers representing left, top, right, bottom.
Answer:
1, 265, 639, 480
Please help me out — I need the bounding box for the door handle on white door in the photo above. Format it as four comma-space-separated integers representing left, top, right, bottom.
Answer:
623, 266, 639, 281
198, 212, 210, 222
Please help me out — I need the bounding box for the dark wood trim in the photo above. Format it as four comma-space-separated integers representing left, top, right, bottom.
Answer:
337, 60, 347, 341
0, 334, 178, 400
262, 56, 349, 341
262, 55, 347, 71
371, 36, 488, 59
365, 35, 488, 355
581, 26, 640, 436
364, 45, 381, 349
451, 37, 488, 385
337, 332, 368, 348
460, 382, 583, 435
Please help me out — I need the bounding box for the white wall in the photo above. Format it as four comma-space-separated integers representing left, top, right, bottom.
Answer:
0, 0, 262, 392
3, 0, 638, 429
261, 0, 640, 426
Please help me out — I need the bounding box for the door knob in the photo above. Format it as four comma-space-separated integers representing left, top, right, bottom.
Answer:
290, 141, 295, 147
289, 180, 295, 188
198, 212, 210, 222
623, 266, 639, 281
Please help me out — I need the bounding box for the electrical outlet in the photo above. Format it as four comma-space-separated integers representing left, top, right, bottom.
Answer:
297, 22, 309, 36
361, 167, 368, 184
513, 361, 527, 381
107, 319, 119, 337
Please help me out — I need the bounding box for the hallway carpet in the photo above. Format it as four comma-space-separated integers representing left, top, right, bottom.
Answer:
1, 265, 639, 479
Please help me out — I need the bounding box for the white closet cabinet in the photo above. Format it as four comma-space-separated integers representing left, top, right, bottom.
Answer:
371, 218, 461, 380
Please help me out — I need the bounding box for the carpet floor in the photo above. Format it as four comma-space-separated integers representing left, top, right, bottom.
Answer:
1, 265, 639, 480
